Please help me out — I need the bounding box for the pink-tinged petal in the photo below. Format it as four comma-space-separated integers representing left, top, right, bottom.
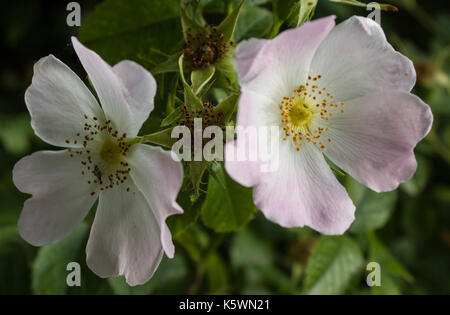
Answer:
323, 91, 433, 192
86, 183, 164, 286
13, 150, 96, 246
71, 37, 138, 136
234, 38, 268, 86
225, 90, 278, 187
24, 55, 103, 148
226, 142, 355, 234
128, 144, 183, 258
225, 140, 262, 188
235, 16, 336, 101
310, 16, 416, 101
236, 89, 281, 128
113, 60, 157, 132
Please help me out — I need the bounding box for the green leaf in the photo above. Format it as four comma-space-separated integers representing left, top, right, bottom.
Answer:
370, 274, 401, 295
345, 175, 366, 205
368, 232, 414, 294
274, 0, 297, 23
79, 0, 182, 65
167, 191, 203, 238
327, 0, 398, 11
0, 173, 25, 227
325, 155, 347, 177
32, 223, 89, 294
205, 253, 229, 294
230, 228, 298, 294
181, 0, 206, 36
217, 0, 246, 42
141, 127, 177, 149
201, 163, 256, 232
347, 177, 398, 233
304, 236, 363, 294
297, 0, 318, 27
160, 106, 184, 127
108, 254, 189, 294
233, 6, 273, 42
190, 160, 210, 196
268, 0, 296, 37
0, 114, 33, 156
230, 229, 274, 268
215, 93, 239, 124
180, 5, 203, 41
400, 154, 430, 196
432, 185, 450, 203
0, 226, 35, 294
257, 264, 298, 294
212, 59, 239, 89
175, 225, 210, 263
191, 65, 216, 95
108, 275, 157, 295
214, 48, 237, 74
179, 55, 204, 110
151, 52, 181, 75
368, 232, 414, 283
149, 254, 189, 293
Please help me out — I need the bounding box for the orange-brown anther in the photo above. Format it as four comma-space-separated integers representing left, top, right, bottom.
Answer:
65, 114, 133, 195
279, 75, 344, 152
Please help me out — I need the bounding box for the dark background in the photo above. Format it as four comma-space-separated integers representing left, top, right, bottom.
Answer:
0, 0, 449, 294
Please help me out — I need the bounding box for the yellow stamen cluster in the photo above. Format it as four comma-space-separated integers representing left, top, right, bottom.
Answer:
279, 74, 345, 152
66, 114, 132, 195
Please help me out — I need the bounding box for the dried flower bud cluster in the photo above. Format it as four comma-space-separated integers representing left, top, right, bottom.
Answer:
183, 25, 232, 70
177, 102, 226, 162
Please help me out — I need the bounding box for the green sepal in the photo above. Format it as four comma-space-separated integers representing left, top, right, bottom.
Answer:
141, 127, 177, 149
324, 156, 347, 177
160, 106, 184, 127
180, 0, 206, 41
214, 48, 236, 74
191, 65, 216, 95
215, 93, 239, 124
327, 0, 398, 11
190, 160, 210, 196
297, 0, 318, 27
179, 54, 204, 110
180, 7, 202, 41
217, 0, 246, 43
151, 52, 181, 75
200, 162, 256, 233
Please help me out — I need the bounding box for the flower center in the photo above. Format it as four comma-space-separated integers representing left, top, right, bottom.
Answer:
99, 138, 122, 165
65, 115, 133, 196
287, 100, 313, 128
279, 74, 345, 152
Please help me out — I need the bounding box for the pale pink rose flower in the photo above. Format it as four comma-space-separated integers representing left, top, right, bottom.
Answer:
13, 37, 184, 286
226, 16, 433, 234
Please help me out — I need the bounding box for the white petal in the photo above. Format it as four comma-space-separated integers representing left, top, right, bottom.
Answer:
322, 91, 433, 192
310, 16, 416, 101
113, 60, 157, 132
226, 140, 355, 234
237, 89, 282, 129
86, 183, 164, 286
225, 90, 285, 185
235, 16, 336, 102
128, 144, 183, 258
225, 140, 262, 188
234, 38, 268, 86
71, 37, 138, 136
13, 150, 97, 246
24, 55, 103, 148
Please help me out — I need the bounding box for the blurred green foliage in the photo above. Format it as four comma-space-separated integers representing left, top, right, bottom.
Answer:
0, 0, 449, 295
